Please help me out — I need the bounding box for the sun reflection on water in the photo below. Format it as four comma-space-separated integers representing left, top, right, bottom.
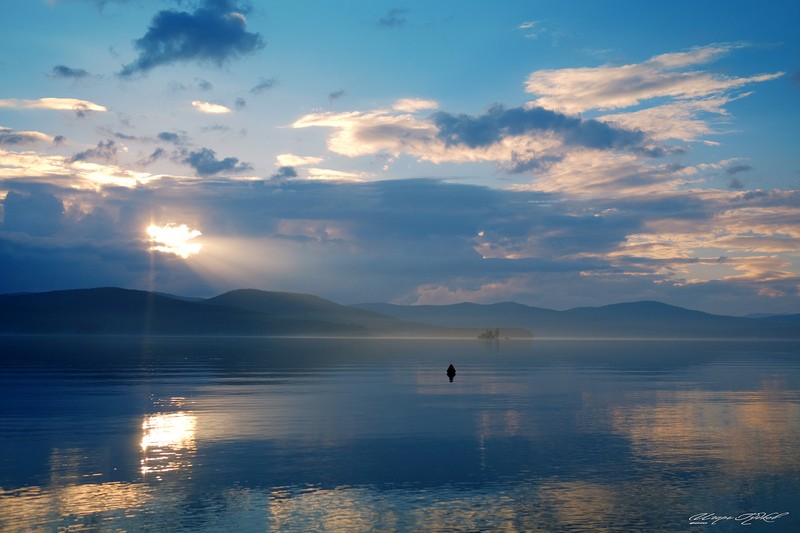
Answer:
609, 386, 800, 474
140, 411, 197, 477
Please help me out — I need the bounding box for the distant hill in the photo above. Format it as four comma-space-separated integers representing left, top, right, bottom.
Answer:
0, 288, 531, 338
0, 288, 368, 336
355, 300, 800, 339
1, 288, 795, 338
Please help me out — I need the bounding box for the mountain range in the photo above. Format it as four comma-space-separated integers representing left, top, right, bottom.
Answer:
0, 287, 797, 339
355, 300, 800, 339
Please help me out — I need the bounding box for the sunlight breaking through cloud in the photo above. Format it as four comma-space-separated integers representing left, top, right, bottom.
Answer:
147, 223, 203, 258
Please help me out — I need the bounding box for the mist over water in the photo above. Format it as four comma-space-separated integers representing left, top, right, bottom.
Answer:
1, 337, 799, 531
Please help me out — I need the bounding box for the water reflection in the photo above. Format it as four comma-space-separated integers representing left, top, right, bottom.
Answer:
0, 483, 153, 531
2, 337, 799, 531
610, 386, 800, 475
269, 486, 381, 531
140, 411, 197, 477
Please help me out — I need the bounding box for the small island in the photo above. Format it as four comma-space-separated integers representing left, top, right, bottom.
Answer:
478, 328, 501, 339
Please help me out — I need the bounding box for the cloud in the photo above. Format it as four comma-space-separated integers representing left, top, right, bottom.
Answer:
269, 165, 297, 182
183, 147, 252, 176
192, 100, 232, 114
517, 20, 545, 40
0, 127, 55, 145
139, 147, 166, 166
728, 178, 745, 190
377, 8, 409, 28
597, 95, 733, 142
158, 131, 186, 144
70, 139, 123, 163
725, 163, 753, 175
195, 77, 213, 91
234, 97, 247, 111
0, 97, 107, 113
51, 65, 90, 80
393, 98, 438, 113
250, 77, 277, 95
118, 0, 265, 77
1, 149, 797, 312
515, 151, 690, 197
293, 45, 783, 190
305, 168, 372, 182
432, 104, 647, 152
292, 109, 439, 159
295, 102, 657, 175
525, 44, 784, 113
328, 90, 346, 103
1, 189, 64, 236
167, 78, 217, 94
147, 222, 203, 258
276, 153, 324, 167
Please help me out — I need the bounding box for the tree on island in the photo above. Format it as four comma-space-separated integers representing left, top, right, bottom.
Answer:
478, 328, 500, 339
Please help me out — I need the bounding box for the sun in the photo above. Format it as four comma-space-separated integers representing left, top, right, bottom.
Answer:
147, 223, 203, 258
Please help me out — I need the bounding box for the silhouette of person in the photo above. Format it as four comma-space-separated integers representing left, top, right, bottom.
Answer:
446, 364, 456, 382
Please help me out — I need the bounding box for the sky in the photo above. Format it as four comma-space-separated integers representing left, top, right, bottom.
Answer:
0, 0, 798, 314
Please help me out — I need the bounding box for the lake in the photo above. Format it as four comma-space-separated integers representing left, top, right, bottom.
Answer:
1, 336, 798, 532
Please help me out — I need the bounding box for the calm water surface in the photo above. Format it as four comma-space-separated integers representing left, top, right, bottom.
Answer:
1, 336, 798, 532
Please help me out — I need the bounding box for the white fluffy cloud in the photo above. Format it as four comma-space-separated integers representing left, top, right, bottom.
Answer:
392, 98, 439, 113
191, 100, 232, 114
525, 44, 783, 114
276, 153, 325, 167
0, 97, 107, 112
0, 127, 55, 145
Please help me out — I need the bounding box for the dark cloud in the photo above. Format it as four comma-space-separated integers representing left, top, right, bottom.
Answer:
507, 154, 563, 174
70, 140, 120, 163
201, 124, 231, 133
250, 77, 277, 95
139, 147, 167, 166
377, 8, 409, 28
119, 0, 265, 77
166, 77, 212, 93
157, 131, 184, 144
0, 173, 796, 313
269, 166, 297, 182
0, 184, 208, 293
73, 103, 97, 119
1, 190, 64, 236
729, 178, 745, 190
328, 90, 346, 103
196, 77, 213, 91
183, 147, 252, 176
726, 163, 753, 175
433, 104, 646, 151
167, 80, 190, 93
53, 135, 66, 145
51, 65, 90, 79
113, 131, 138, 141
234, 97, 247, 111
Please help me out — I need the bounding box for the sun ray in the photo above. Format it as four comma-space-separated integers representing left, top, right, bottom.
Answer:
146, 223, 203, 259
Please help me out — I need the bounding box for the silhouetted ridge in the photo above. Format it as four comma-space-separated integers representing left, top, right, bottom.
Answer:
0, 287, 367, 336
354, 300, 799, 339
2, 288, 794, 338
204, 289, 385, 321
